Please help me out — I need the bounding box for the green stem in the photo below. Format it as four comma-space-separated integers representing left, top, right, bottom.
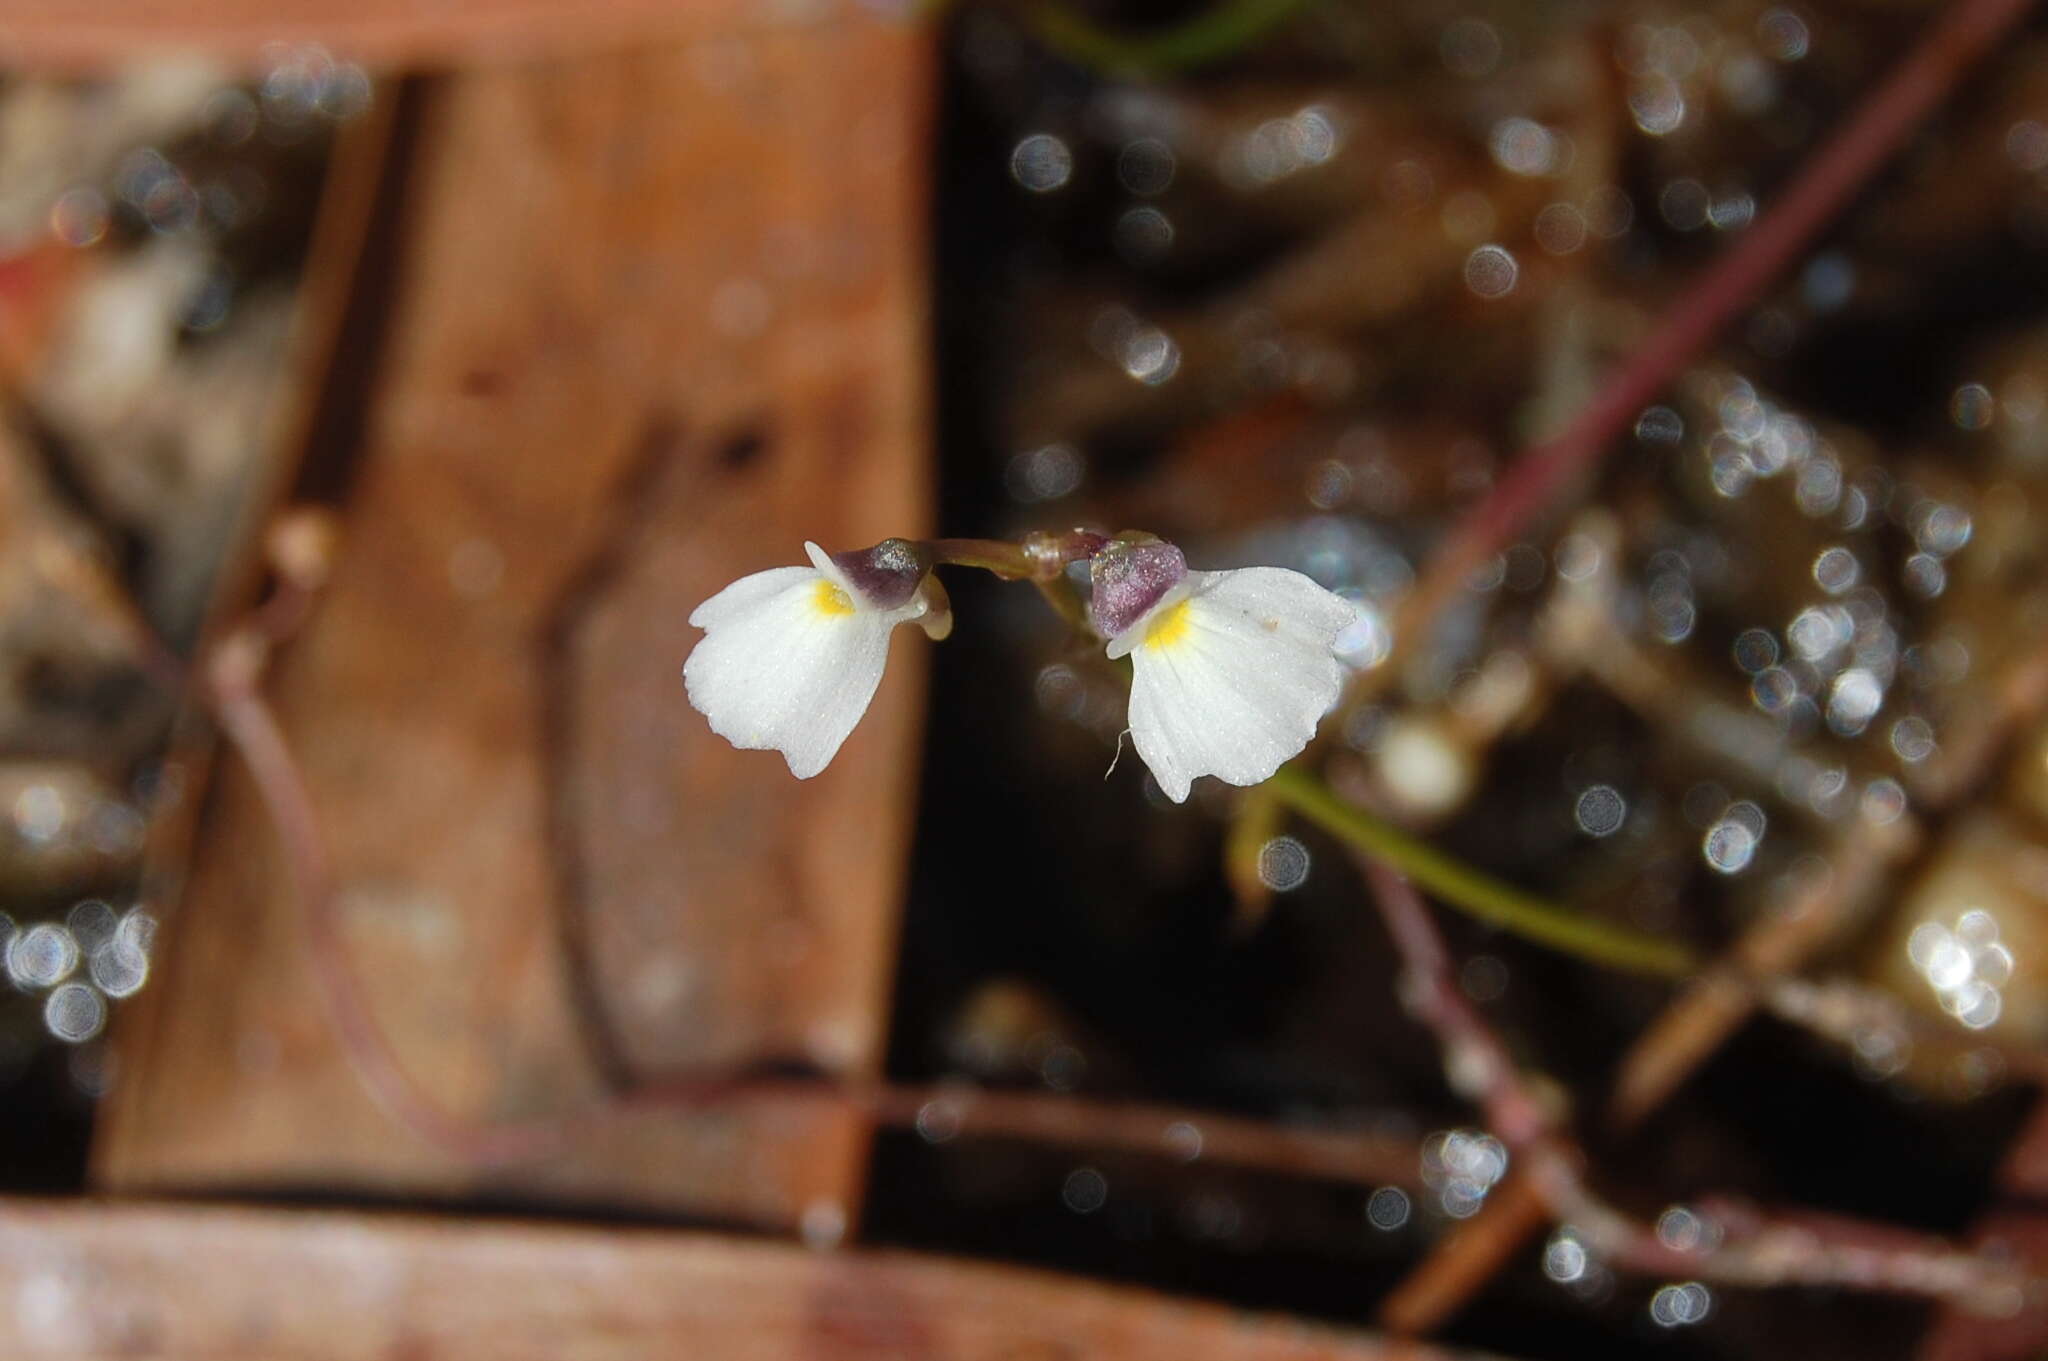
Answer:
1263, 764, 1697, 979
929, 538, 1037, 579
1022, 0, 1318, 77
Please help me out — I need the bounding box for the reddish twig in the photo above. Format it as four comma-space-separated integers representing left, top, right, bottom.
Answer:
1357, 858, 2035, 1329
207, 630, 565, 1166
200, 588, 1420, 1187
1360, 0, 2044, 1325
1374, 0, 2040, 676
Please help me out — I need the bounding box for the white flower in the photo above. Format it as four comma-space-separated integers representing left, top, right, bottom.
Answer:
1091, 540, 1355, 803
684, 539, 948, 779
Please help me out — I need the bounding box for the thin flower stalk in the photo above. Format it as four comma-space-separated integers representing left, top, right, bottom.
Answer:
1264, 762, 1696, 979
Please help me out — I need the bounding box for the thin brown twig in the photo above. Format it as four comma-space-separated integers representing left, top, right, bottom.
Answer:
1357, 858, 2035, 1329
202, 598, 1420, 1188
1357, 0, 2043, 1325
1349, 0, 2041, 709
207, 629, 563, 1166
1608, 619, 2048, 1127
1607, 816, 1917, 1131
1760, 974, 2048, 1088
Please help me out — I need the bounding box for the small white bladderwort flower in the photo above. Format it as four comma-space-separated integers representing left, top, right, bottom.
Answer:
1090, 538, 1354, 803
685, 539, 950, 779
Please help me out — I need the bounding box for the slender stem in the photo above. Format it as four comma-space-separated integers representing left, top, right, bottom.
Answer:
209, 637, 563, 1166
928, 537, 1037, 579
1264, 764, 1696, 979
1022, 0, 1317, 77
1360, 864, 2034, 1324
1376, 0, 2040, 678
929, 529, 1107, 584
1223, 783, 1285, 933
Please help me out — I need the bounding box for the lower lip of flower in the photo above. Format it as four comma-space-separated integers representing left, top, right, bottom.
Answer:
1143, 599, 1193, 650
814, 580, 856, 615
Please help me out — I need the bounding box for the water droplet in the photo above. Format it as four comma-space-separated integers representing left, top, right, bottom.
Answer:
915, 1098, 962, 1143
1702, 809, 1761, 873
1902, 553, 1947, 599
1463, 244, 1519, 298
1757, 8, 1810, 60
1860, 778, 1907, 825
1631, 80, 1687, 136
1708, 190, 1756, 231
1011, 133, 1073, 193
1655, 1205, 1714, 1251
1534, 202, 1586, 254
1366, 1185, 1412, 1230
1544, 1231, 1588, 1282
1062, 1167, 1109, 1213
7, 924, 79, 989
1649, 1281, 1713, 1327
1574, 785, 1627, 837
1659, 177, 1708, 229
88, 940, 148, 999
1440, 18, 1503, 78
1119, 326, 1180, 385
1555, 533, 1604, 581
1113, 206, 1175, 264
1116, 137, 1176, 195
2007, 119, 2048, 173
1914, 503, 1973, 557
12, 785, 66, 845
1891, 716, 1936, 763
1256, 836, 1312, 892
1733, 628, 1779, 674
43, 983, 104, 1043
1006, 443, 1085, 503
48, 186, 109, 248
64, 901, 118, 951
1635, 406, 1684, 444
1584, 185, 1634, 238
1489, 118, 1560, 176
1951, 383, 1995, 431
1334, 600, 1392, 670
1813, 546, 1860, 594
1827, 668, 1884, 736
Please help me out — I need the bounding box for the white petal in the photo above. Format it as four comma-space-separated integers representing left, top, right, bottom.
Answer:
689, 565, 819, 630
684, 569, 896, 779
1124, 568, 1351, 802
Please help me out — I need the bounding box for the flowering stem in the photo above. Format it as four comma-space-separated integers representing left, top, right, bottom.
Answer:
1263, 763, 1695, 979
928, 537, 1038, 579
938, 530, 1109, 579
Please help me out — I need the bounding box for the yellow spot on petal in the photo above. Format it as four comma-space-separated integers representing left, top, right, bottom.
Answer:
813, 579, 856, 616
1143, 598, 1193, 650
